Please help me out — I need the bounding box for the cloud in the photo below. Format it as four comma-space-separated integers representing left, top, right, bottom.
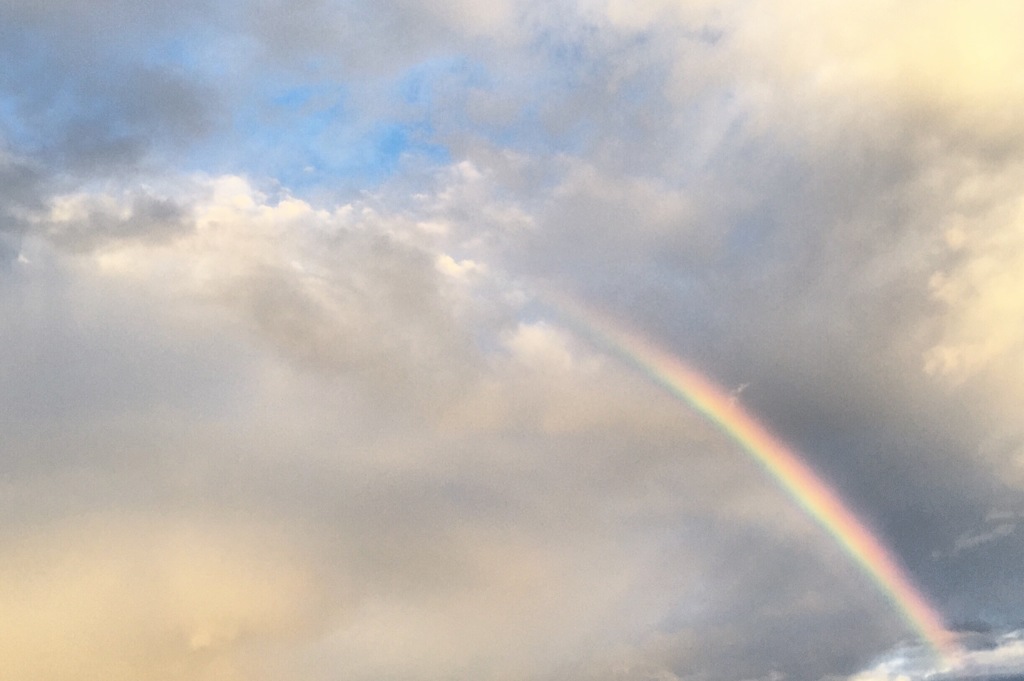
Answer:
851, 629, 1024, 681
0, 149, 45, 262
38, 188, 192, 252
0, 515, 325, 681
0, 4, 220, 171
921, 159, 1024, 444
39, 175, 474, 402
1, 167, 933, 681
4, 2, 1024, 680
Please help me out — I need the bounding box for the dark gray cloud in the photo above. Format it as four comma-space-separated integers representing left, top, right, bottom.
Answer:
39, 192, 192, 252
0, 151, 45, 263
0, 0, 222, 172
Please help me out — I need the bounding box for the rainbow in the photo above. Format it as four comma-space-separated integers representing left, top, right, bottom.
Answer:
552, 300, 959, 664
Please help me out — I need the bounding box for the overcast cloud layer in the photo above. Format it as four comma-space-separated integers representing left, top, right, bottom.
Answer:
3, 2, 1024, 680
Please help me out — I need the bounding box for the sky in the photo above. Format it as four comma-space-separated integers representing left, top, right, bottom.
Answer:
2, 1, 1024, 680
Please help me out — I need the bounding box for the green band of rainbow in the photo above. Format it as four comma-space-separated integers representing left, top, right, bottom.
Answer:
553, 300, 958, 663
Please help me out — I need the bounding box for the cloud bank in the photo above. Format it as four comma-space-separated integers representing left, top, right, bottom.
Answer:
2, 2, 1024, 680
